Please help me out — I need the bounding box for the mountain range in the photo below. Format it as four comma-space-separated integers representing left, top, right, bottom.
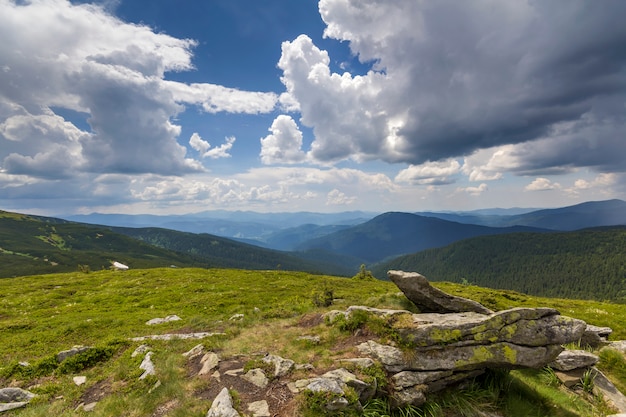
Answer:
2, 199, 625, 300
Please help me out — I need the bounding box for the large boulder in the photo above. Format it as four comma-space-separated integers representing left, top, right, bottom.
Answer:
387, 270, 493, 314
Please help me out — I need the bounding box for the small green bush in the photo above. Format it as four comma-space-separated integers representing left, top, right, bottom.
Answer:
56, 346, 115, 374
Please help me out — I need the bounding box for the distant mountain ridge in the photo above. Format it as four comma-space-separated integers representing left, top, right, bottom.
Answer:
416, 199, 626, 230
295, 212, 550, 265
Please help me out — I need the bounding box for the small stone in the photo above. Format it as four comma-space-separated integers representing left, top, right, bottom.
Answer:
338, 358, 375, 368
207, 387, 240, 417
139, 351, 156, 379
247, 400, 270, 417
242, 368, 269, 388
131, 344, 151, 358
198, 352, 220, 376
225, 368, 244, 376
83, 402, 97, 412
263, 354, 294, 377
182, 344, 205, 358
57, 346, 91, 362
229, 314, 244, 321
297, 335, 321, 344
146, 315, 182, 325
73, 376, 87, 386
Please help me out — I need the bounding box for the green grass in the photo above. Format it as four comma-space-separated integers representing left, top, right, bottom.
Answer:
1, 268, 625, 416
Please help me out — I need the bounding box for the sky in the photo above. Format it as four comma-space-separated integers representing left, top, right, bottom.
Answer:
1, 0, 625, 216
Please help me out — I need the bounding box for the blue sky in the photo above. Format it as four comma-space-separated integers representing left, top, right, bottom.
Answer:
1, 0, 625, 215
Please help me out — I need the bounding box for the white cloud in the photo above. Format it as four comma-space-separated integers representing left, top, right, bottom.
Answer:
0, 0, 276, 180
260, 115, 307, 165
395, 159, 461, 185
459, 183, 488, 196
189, 133, 235, 159
277, 0, 626, 175
326, 189, 356, 206
525, 178, 561, 191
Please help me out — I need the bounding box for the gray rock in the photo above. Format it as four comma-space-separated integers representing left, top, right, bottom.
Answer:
182, 344, 205, 358
262, 354, 294, 377
0, 388, 35, 403
131, 344, 151, 358
592, 368, 626, 413
0, 402, 29, 413
549, 350, 599, 371
139, 351, 156, 379
306, 378, 345, 395
198, 352, 220, 376
73, 376, 87, 386
296, 335, 321, 344
242, 369, 269, 388
392, 370, 454, 389
206, 388, 240, 417
146, 315, 181, 325
131, 332, 224, 341
322, 368, 375, 402
387, 270, 493, 314
357, 340, 406, 373
56, 345, 91, 362
247, 400, 270, 417
581, 324, 612, 348
338, 357, 375, 368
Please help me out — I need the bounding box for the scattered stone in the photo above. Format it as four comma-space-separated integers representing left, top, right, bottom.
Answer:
131, 344, 151, 358
183, 344, 205, 358
206, 387, 240, 417
0, 402, 29, 413
229, 314, 244, 321
146, 314, 182, 325
73, 376, 87, 386
295, 363, 314, 371
608, 341, 626, 354
149, 380, 161, 394
387, 270, 493, 314
57, 345, 91, 362
554, 369, 585, 388
338, 358, 375, 368
0, 388, 35, 403
242, 369, 269, 388
296, 335, 321, 344
262, 354, 294, 377
550, 350, 599, 371
224, 368, 244, 377
84, 402, 97, 412
139, 352, 156, 379
247, 400, 270, 417
198, 352, 220, 376
305, 378, 349, 411
131, 332, 224, 341
322, 368, 375, 402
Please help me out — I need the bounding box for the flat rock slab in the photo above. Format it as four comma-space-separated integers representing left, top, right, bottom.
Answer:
388, 270, 493, 314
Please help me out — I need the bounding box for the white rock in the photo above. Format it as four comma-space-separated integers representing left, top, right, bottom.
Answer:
206, 387, 240, 417
73, 376, 87, 386
247, 400, 270, 417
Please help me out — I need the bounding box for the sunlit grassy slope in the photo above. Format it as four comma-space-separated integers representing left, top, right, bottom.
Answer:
1, 268, 625, 416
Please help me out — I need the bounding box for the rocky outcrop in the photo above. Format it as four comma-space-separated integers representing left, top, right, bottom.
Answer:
387, 270, 493, 314
327, 270, 589, 406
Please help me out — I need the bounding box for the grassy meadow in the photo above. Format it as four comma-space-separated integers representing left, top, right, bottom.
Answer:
0, 267, 625, 416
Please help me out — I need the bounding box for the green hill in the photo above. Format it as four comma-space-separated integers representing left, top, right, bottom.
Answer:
0, 210, 340, 278
373, 226, 626, 302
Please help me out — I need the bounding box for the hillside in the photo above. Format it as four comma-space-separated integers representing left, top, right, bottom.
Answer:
0, 210, 340, 278
1, 268, 625, 416
0, 210, 205, 277
296, 212, 548, 265
373, 226, 626, 302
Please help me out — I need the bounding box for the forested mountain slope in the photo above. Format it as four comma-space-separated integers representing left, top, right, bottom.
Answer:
297, 212, 548, 264
373, 226, 626, 302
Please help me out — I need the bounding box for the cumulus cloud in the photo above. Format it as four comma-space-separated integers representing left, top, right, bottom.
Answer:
525, 178, 562, 192
395, 159, 461, 185
189, 133, 235, 159
260, 115, 307, 165
326, 189, 356, 206
459, 183, 488, 196
0, 0, 276, 180
277, 0, 626, 174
